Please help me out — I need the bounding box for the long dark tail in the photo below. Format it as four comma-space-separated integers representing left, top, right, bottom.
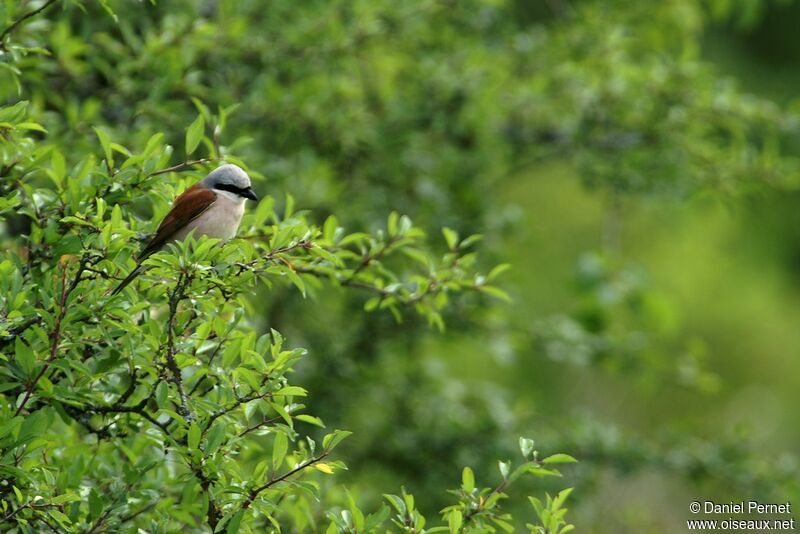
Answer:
110, 264, 145, 296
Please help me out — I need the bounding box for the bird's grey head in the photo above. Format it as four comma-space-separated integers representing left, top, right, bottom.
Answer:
202, 164, 258, 201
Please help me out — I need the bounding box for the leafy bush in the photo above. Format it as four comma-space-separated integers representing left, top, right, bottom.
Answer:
3, 0, 800, 531
0, 1, 583, 530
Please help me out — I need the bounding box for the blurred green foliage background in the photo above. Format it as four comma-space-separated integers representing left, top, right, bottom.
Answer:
3, 0, 800, 531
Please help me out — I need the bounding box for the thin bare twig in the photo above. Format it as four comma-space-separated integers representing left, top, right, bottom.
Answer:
238, 415, 282, 437
14, 255, 89, 416
165, 272, 193, 422
0, 0, 60, 49
204, 389, 273, 430
118, 502, 157, 525
0, 315, 42, 348
147, 159, 213, 178
242, 452, 329, 509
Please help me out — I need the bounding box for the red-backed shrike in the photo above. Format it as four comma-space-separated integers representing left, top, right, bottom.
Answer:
111, 164, 258, 295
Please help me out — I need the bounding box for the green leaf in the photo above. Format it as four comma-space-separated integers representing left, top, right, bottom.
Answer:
284, 268, 306, 296
155, 381, 169, 409
0, 417, 23, 441
519, 437, 535, 460
364, 504, 390, 531
17, 122, 47, 132
442, 227, 459, 250
18, 408, 47, 444
94, 127, 114, 168
143, 132, 165, 158
553, 487, 574, 509
185, 114, 205, 156
383, 493, 405, 514
274, 386, 307, 397
226, 509, 245, 534
0, 101, 28, 122
461, 466, 475, 492
487, 263, 512, 281
322, 429, 352, 451
448, 509, 462, 534
542, 453, 578, 465
88, 488, 103, 520
48, 509, 72, 526
187, 423, 201, 450
97, 0, 119, 22
269, 401, 293, 428
295, 414, 325, 427
387, 211, 399, 236
272, 431, 288, 470
478, 285, 511, 302
15, 337, 35, 376
205, 422, 227, 454
498, 460, 511, 480
50, 493, 81, 505
493, 517, 514, 532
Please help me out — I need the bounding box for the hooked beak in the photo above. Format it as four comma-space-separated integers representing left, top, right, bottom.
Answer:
242, 187, 258, 201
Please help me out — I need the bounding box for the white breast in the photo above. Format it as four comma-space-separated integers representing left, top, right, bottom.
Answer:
174, 193, 245, 242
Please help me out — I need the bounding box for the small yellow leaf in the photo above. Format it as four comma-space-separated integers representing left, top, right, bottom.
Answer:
314, 462, 334, 474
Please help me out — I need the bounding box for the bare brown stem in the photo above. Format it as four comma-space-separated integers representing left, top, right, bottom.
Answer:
14, 255, 88, 416
147, 159, 213, 178
0, 0, 60, 49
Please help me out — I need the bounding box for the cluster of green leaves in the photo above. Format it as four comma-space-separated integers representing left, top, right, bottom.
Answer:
0, 97, 538, 531
502, 0, 800, 196
325, 438, 576, 534
3, 0, 799, 530
542, 416, 800, 510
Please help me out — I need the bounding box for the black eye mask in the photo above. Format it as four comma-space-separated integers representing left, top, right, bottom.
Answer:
214, 183, 258, 200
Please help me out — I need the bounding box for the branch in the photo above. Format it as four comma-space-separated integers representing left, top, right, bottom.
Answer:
343, 234, 401, 285
61, 405, 116, 439
84, 395, 169, 434
204, 389, 273, 430
147, 159, 213, 178
113, 368, 140, 407
0, 315, 42, 348
0, 0, 60, 49
242, 452, 329, 509
118, 501, 157, 525
0, 502, 57, 525
297, 264, 457, 306
14, 255, 89, 416
462, 480, 508, 525
164, 272, 193, 422
233, 239, 313, 272
238, 415, 282, 437
85, 505, 114, 534
194, 463, 220, 530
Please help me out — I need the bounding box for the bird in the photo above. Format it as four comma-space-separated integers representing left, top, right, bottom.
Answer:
110, 163, 258, 295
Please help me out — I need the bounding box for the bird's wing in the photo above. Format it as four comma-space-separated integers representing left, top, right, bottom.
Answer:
138, 184, 217, 259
